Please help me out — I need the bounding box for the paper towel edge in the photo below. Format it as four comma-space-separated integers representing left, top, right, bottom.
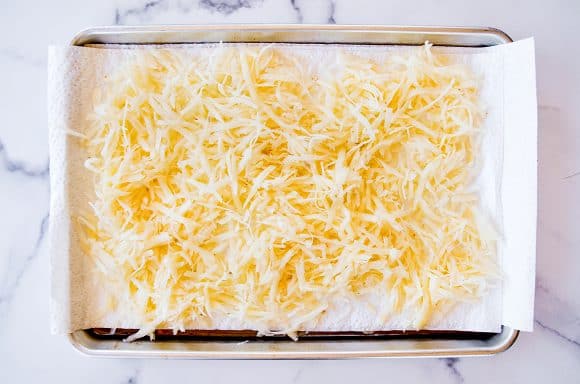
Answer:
499, 38, 537, 332
48, 46, 72, 334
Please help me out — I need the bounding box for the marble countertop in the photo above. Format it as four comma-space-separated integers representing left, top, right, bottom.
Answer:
1, 0, 578, 382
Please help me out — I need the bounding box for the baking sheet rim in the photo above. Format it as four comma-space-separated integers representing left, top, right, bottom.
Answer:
65, 24, 517, 359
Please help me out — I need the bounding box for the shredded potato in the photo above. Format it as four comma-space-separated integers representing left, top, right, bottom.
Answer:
79, 44, 497, 340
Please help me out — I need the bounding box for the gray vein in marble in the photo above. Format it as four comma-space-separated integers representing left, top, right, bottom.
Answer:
327, 0, 336, 24
0, 139, 49, 179
123, 368, 140, 384
114, 0, 166, 25
534, 281, 580, 347
290, 0, 304, 23
0, 48, 45, 68
114, 0, 261, 23
291, 368, 303, 383
200, 0, 261, 15
535, 319, 580, 348
563, 170, 580, 180
441, 358, 464, 384
0, 214, 49, 313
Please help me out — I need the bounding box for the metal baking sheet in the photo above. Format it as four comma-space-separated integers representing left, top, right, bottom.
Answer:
68, 24, 517, 359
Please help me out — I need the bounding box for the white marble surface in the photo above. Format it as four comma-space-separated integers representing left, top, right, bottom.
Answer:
0, 0, 578, 382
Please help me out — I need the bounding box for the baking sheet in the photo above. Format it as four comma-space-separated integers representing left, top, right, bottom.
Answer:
48, 39, 536, 335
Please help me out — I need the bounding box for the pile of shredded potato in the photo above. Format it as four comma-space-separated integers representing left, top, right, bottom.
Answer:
79, 44, 497, 340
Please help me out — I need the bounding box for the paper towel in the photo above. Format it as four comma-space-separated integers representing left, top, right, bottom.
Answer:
48, 39, 536, 334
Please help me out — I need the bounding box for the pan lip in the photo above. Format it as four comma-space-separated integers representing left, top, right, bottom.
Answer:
71, 24, 513, 47
67, 327, 519, 359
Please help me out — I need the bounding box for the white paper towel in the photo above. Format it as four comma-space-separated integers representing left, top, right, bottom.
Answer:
48, 39, 536, 334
